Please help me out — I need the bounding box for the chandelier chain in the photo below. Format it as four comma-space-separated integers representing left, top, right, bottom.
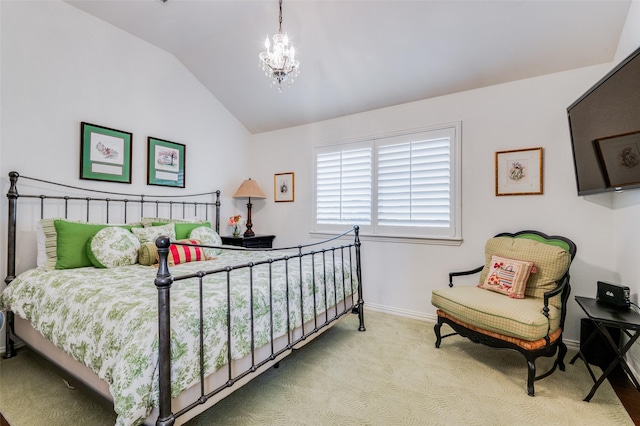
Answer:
279, 0, 283, 34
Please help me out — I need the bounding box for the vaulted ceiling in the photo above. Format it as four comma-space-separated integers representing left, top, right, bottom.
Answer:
65, 0, 631, 134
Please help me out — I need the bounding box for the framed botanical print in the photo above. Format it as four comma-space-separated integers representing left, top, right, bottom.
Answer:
80, 122, 132, 183
495, 147, 543, 196
147, 137, 186, 188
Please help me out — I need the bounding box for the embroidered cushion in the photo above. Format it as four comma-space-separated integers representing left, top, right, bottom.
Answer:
87, 227, 140, 268
188, 226, 222, 256
478, 255, 534, 298
478, 236, 571, 308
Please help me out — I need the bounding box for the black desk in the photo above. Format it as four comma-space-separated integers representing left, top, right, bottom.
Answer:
570, 296, 640, 401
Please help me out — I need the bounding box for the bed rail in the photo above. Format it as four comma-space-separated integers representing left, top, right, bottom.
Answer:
154, 227, 364, 425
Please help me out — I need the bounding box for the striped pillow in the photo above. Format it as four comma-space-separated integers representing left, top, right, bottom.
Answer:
168, 239, 205, 265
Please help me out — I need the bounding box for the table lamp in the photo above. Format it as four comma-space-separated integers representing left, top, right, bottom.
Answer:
232, 178, 266, 237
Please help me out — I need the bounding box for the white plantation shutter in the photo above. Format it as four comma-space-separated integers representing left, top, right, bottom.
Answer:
377, 134, 451, 228
314, 123, 460, 240
316, 147, 371, 225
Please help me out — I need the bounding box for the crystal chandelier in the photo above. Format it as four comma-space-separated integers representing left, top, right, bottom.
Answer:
258, 0, 300, 91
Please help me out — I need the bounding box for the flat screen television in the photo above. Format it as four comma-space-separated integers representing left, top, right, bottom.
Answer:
567, 45, 640, 196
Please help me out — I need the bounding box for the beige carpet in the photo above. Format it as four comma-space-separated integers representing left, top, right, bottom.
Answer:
0, 311, 633, 426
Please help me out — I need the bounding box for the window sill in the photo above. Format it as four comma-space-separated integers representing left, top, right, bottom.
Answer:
309, 231, 463, 246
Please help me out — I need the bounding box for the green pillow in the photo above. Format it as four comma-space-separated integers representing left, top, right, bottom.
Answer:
152, 221, 211, 240
54, 220, 136, 270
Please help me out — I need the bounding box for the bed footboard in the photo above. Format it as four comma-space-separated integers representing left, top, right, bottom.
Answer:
153, 227, 364, 425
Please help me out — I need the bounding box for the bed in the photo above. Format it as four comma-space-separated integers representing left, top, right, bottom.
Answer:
0, 171, 365, 426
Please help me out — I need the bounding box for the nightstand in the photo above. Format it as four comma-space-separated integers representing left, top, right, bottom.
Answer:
221, 234, 275, 248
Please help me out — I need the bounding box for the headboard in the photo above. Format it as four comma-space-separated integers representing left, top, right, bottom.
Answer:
5, 171, 221, 285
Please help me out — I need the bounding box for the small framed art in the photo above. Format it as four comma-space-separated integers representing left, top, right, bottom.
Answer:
80, 122, 132, 183
495, 147, 543, 196
147, 137, 186, 188
274, 172, 294, 202
595, 131, 640, 188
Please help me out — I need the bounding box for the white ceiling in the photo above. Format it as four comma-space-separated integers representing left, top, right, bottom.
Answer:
65, 0, 631, 134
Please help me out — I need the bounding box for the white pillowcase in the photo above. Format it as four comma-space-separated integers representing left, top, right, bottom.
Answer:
132, 222, 176, 244
87, 227, 140, 268
188, 226, 223, 257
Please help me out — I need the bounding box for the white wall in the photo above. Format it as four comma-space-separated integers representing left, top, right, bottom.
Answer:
0, 1, 251, 345
612, 0, 640, 377
248, 63, 621, 344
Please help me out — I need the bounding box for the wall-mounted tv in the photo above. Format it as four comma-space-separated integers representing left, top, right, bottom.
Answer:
567, 45, 640, 196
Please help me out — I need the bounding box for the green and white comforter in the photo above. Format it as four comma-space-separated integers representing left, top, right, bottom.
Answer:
0, 249, 355, 426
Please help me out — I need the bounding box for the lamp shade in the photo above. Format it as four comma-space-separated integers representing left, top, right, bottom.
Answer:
233, 178, 266, 199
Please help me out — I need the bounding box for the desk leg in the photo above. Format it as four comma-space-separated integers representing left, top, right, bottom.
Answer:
570, 328, 600, 383
583, 323, 640, 402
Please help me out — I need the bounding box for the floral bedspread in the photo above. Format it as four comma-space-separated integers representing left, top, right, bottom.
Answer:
0, 249, 355, 425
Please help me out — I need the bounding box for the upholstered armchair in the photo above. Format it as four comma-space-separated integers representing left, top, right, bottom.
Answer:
431, 230, 577, 396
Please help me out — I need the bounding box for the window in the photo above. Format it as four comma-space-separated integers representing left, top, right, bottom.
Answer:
314, 122, 461, 241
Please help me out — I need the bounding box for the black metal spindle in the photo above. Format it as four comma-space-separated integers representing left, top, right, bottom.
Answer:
154, 235, 175, 426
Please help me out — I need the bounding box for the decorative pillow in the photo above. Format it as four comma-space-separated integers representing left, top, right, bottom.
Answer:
188, 226, 223, 256
138, 242, 159, 266
41, 218, 142, 270
87, 227, 140, 268
168, 239, 206, 265
132, 223, 176, 244
54, 220, 113, 269
141, 217, 204, 227
478, 236, 572, 307
478, 255, 535, 298
152, 221, 211, 240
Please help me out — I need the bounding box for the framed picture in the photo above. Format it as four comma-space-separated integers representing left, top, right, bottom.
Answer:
147, 137, 186, 188
495, 147, 543, 196
80, 122, 132, 183
595, 131, 640, 188
274, 172, 294, 202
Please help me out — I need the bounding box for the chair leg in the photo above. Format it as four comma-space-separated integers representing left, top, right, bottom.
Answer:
527, 360, 536, 397
557, 341, 567, 371
434, 321, 442, 348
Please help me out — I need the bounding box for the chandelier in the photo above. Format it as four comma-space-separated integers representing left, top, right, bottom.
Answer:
258, 0, 300, 91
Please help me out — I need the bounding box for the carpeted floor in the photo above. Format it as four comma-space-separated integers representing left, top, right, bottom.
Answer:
0, 311, 633, 425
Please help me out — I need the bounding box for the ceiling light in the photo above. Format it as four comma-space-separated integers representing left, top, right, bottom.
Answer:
258, 0, 300, 92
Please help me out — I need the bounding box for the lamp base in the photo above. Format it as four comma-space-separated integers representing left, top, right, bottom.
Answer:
244, 229, 255, 238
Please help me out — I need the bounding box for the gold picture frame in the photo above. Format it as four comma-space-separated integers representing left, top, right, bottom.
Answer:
274, 172, 294, 202
495, 147, 543, 196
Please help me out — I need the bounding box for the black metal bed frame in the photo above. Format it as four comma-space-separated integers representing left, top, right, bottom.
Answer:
3, 171, 365, 425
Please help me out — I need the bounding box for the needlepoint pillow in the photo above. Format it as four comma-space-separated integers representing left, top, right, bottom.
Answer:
168, 239, 206, 265
188, 226, 222, 256
478, 236, 571, 307
132, 222, 176, 244
87, 227, 140, 268
478, 255, 535, 298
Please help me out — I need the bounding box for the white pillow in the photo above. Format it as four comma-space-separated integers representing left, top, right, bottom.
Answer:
132, 222, 176, 244
189, 226, 223, 257
87, 227, 140, 268
36, 220, 46, 267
